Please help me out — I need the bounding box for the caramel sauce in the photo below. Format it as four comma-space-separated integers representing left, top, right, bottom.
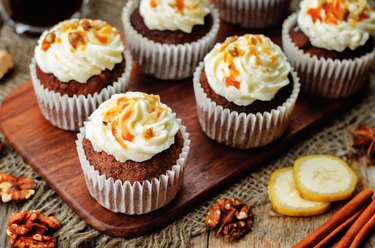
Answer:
176, 0, 184, 12
144, 128, 154, 140
102, 95, 166, 149
42, 40, 51, 51
225, 77, 240, 89
150, 0, 158, 8
307, 0, 370, 25
95, 34, 108, 44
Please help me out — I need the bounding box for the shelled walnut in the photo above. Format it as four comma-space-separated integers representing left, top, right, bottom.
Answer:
7, 210, 61, 248
205, 198, 254, 240
0, 173, 36, 202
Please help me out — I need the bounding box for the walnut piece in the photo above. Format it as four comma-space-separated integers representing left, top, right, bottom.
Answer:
0, 173, 36, 203
0, 50, 14, 80
205, 198, 254, 240
7, 210, 61, 248
0, 140, 3, 157
68, 31, 85, 49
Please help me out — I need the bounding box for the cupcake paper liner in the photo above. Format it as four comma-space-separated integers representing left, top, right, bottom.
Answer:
193, 62, 300, 149
30, 51, 132, 131
76, 116, 190, 215
217, 0, 291, 29
282, 13, 375, 98
122, 0, 220, 80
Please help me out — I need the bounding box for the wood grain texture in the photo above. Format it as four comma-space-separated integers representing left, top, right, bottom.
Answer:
191, 156, 375, 248
0, 21, 368, 237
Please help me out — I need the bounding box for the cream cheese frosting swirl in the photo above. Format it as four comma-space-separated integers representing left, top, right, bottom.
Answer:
139, 0, 210, 33
203, 35, 291, 106
298, 0, 375, 51
35, 19, 124, 83
85, 92, 180, 163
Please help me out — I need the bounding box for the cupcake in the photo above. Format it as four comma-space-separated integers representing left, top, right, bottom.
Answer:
282, 0, 375, 98
193, 35, 300, 149
122, 0, 220, 80
76, 92, 190, 214
216, 0, 291, 29
31, 19, 132, 131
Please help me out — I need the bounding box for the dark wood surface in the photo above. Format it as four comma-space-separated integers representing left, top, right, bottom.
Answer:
0, 21, 367, 237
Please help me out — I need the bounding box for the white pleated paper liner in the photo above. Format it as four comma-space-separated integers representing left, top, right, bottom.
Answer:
282, 13, 375, 98
122, 0, 220, 80
193, 62, 300, 149
217, 0, 291, 29
76, 116, 190, 215
30, 51, 132, 131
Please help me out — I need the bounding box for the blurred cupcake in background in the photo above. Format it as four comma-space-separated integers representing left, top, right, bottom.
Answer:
282, 0, 375, 98
122, 0, 219, 80
215, 0, 291, 29
193, 35, 300, 149
31, 19, 132, 131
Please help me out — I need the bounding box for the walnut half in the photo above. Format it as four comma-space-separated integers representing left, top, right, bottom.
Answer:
205, 198, 254, 240
7, 210, 61, 248
0, 173, 36, 203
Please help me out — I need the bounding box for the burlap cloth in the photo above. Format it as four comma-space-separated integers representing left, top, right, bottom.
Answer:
1, 0, 375, 247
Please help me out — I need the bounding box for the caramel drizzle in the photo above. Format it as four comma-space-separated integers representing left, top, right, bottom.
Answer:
307, 0, 370, 25
102, 95, 166, 148
44, 20, 115, 53
220, 35, 277, 89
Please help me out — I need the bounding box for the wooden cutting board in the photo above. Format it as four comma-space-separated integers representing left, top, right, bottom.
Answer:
0, 21, 367, 237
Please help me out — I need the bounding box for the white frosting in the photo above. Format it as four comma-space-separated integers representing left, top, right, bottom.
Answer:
203, 35, 291, 106
85, 92, 180, 163
139, 0, 210, 33
298, 0, 375, 51
35, 19, 124, 83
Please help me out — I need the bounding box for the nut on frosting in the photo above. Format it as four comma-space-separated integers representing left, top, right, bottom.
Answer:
85, 92, 180, 163
298, 0, 375, 51
203, 35, 291, 106
35, 19, 124, 83
139, 0, 210, 33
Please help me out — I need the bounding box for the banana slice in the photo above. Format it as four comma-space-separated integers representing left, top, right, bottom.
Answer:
294, 155, 358, 202
269, 167, 330, 217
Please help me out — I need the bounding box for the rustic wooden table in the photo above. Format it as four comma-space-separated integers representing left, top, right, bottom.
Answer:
190, 155, 375, 247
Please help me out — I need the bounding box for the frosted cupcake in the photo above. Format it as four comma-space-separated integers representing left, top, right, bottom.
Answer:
216, 0, 291, 29
283, 0, 375, 98
31, 19, 132, 131
193, 35, 300, 148
122, 0, 219, 80
76, 92, 190, 214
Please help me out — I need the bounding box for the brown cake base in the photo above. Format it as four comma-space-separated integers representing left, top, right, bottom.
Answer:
200, 69, 294, 114
36, 57, 126, 97
289, 24, 375, 60
83, 131, 184, 183
130, 9, 212, 45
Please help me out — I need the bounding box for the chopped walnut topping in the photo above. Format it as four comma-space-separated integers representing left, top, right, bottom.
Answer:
205, 198, 254, 240
80, 19, 94, 31
7, 210, 61, 248
45, 32, 56, 44
228, 46, 239, 57
68, 31, 85, 49
0, 173, 36, 203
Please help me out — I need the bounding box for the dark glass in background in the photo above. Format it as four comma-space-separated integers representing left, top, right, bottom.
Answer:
1, 0, 89, 34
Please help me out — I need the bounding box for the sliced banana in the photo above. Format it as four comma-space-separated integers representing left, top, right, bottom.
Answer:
269, 167, 330, 217
294, 155, 358, 202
